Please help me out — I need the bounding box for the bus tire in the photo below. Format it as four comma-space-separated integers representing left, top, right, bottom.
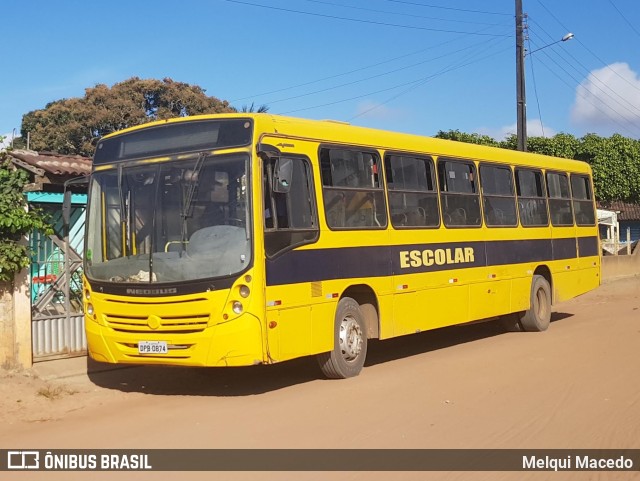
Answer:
520, 275, 551, 332
499, 312, 523, 332
317, 297, 368, 379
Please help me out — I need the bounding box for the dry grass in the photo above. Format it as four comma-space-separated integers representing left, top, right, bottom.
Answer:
37, 384, 78, 400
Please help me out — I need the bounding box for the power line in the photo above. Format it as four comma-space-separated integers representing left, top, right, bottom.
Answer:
278, 41, 511, 117
527, 25, 638, 121
534, 1, 572, 34
528, 19, 640, 119
607, 0, 640, 39
532, 37, 640, 124
532, 45, 640, 137
301, 0, 511, 26
221, 0, 512, 36
528, 7, 640, 132
381, 0, 511, 16
526, 35, 546, 137
536, 0, 640, 94
576, 39, 640, 94
349, 42, 512, 121
231, 26, 500, 102
264, 36, 504, 106
533, 54, 640, 138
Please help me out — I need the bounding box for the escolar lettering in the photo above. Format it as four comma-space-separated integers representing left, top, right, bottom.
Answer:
399, 247, 475, 269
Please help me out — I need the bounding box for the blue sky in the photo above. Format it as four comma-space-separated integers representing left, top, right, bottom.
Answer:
1, 0, 639, 148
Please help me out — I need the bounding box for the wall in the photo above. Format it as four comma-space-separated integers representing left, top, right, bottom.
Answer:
601, 248, 640, 282
0, 266, 32, 369
0, 282, 14, 367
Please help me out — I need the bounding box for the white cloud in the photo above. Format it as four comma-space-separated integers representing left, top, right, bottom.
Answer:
571, 62, 640, 135
353, 100, 406, 120
476, 119, 556, 140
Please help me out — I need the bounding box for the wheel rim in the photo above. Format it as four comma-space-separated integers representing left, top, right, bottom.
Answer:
339, 315, 363, 362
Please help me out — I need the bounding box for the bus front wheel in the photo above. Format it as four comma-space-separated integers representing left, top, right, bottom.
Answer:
520, 275, 552, 332
317, 297, 368, 379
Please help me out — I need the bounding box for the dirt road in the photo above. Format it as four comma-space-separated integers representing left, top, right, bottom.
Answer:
1, 277, 639, 480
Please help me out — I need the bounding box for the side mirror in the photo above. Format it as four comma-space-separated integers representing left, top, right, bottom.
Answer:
62, 190, 72, 228
62, 175, 89, 228
273, 158, 294, 194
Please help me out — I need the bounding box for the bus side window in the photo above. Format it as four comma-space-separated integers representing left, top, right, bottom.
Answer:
515, 168, 549, 227
385, 154, 439, 228
546, 171, 574, 226
320, 147, 387, 229
264, 156, 318, 257
438, 158, 481, 227
570, 174, 596, 226
480, 163, 517, 227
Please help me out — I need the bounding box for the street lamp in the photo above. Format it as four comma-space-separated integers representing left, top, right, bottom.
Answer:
527, 33, 574, 56
515, 0, 573, 151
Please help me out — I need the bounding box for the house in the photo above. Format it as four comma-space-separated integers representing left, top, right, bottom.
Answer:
8, 149, 91, 190
1, 149, 90, 368
598, 201, 640, 244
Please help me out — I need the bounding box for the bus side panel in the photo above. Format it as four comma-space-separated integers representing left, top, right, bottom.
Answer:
553, 259, 600, 303
265, 282, 313, 362
552, 268, 580, 303
392, 291, 419, 335
469, 279, 512, 320
311, 302, 335, 355
392, 283, 469, 336
265, 302, 334, 363
468, 253, 514, 321
575, 228, 601, 299
274, 305, 313, 362
574, 259, 601, 297
421, 284, 468, 330
550, 223, 579, 302
511, 275, 532, 313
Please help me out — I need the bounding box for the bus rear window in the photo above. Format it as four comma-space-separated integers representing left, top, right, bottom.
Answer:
94, 119, 252, 164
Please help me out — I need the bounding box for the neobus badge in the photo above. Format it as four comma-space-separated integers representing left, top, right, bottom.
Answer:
125, 288, 178, 295
399, 247, 475, 269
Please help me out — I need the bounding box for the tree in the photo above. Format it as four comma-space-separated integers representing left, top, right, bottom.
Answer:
240, 102, 269, 113
435, 129, 501, 147
0, 147, 52, 284
18, 78, 236, 157
577, 133, 640, 203
525, 133, 579, 159
433, 129, 640, 203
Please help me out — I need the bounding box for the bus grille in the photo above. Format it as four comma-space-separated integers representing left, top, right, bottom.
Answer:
104, 313, 210, 334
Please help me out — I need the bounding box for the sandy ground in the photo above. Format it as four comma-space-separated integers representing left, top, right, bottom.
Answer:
1, 276, 639, 481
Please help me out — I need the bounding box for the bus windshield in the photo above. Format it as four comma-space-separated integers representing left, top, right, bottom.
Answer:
85, 153, 251, 284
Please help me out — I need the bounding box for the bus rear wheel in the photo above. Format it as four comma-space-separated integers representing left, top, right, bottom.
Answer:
317, 297, 368, 379
520, 275, 551, 332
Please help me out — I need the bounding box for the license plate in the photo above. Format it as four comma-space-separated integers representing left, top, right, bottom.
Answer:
138, 341, 168, 354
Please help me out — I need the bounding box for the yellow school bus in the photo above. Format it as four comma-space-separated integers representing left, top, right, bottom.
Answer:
82, 114, 600, 378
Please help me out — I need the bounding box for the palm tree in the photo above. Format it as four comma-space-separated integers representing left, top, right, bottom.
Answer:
239, 102, 269, 113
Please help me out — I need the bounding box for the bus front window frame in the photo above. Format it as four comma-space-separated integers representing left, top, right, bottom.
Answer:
85, 152, 253, 286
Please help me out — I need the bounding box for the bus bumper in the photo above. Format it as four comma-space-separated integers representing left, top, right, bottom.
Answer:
86, 313, 265, 367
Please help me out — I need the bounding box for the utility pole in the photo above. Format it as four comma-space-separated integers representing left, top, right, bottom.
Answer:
515, 0, 527, 151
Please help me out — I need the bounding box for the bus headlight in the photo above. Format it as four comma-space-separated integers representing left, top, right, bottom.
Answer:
232, 301, 243, 314
84, 289, 91, 300
239, 285, 250, 298
86, 303, 94, 316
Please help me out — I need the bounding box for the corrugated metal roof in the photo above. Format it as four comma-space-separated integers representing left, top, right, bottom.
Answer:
9, 149, 91, 176
598, 201, 640, 221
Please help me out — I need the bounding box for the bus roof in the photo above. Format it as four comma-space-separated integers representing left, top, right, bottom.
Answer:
101, 113, 592, 174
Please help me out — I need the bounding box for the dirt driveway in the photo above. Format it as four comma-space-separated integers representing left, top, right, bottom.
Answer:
1, 276, 639, 480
